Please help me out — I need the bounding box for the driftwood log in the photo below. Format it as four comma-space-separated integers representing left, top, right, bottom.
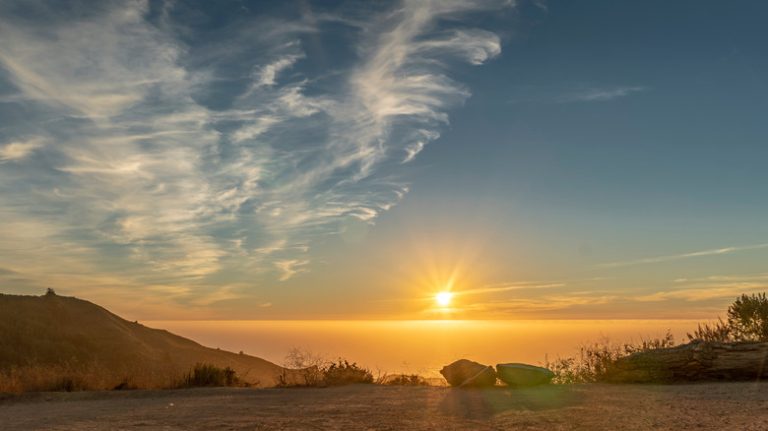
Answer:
604, 341, 768, 383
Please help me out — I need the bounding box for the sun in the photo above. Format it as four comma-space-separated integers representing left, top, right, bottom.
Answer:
435, 291, 453, 307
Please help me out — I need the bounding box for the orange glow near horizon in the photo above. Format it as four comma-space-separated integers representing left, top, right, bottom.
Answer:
147, 319, 705, 377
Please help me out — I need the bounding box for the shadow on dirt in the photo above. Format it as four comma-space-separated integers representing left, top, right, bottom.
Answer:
439, 385, 579, 419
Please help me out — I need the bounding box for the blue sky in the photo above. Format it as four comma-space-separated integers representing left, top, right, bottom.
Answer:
1, 0, 766, 319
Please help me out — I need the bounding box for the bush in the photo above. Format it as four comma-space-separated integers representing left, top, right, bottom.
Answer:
323, 360, 373, 386
177, 363, 238, 388
280, 349, 373, 387
545, 356, 581, 385
687, 318, 733, 343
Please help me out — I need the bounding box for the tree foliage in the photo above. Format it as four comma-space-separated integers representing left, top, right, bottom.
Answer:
727, 293, 768, 342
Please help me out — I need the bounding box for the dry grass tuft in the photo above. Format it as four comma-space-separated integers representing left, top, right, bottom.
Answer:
175, 363, 241, 388
545, 331, 676, 384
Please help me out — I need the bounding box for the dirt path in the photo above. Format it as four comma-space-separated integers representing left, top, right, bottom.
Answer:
2, 382, 768, 430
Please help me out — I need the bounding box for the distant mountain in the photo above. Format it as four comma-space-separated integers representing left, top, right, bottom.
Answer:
0, 292, 292, 390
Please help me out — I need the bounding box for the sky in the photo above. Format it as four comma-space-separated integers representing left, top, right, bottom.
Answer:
1, 0, 767, 320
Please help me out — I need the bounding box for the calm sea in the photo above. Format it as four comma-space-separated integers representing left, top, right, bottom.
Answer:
145, 320, 702, 377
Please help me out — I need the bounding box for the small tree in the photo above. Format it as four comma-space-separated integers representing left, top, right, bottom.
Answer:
727, 293, 768, 342
45, 288, 57, 296
282, 348, 326, 386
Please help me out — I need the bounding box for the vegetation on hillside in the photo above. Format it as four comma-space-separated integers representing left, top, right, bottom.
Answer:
545, 332, 676, 384
546, 293, 768, 384
0, 292, 290, 393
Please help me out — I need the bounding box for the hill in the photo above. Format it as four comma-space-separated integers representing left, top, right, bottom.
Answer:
0, 292, 294, 391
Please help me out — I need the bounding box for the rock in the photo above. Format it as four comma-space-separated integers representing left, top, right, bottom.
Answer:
496, 363, 554, 387
440, 359, 497, 388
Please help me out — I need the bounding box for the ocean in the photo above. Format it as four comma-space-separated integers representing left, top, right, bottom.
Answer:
145, 319, 703, 377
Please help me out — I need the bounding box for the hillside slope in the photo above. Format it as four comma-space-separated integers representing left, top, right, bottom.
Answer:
0, 292, 292, 390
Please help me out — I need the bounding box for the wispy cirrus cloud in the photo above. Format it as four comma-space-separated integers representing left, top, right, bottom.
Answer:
599, 243, 768, 269
250, 51, 304, 90
558, 85, 647, 103
462, 293, 618, 314
508, 84, 647, 104
455, 281, 566, 296
0, 0, 510, 307
274, 259, 311, 282
634, 280, 768, 303
674, 273, 768, 283
630, 272, 768, 303
0, 137, 45, 162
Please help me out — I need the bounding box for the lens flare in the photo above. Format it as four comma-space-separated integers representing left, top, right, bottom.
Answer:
435, 291, 453, 307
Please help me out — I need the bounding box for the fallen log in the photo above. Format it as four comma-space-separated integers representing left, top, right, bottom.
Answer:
603, 341, 768, 383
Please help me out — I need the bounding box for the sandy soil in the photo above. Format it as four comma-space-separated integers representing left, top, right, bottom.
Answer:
2, 382, 768, 430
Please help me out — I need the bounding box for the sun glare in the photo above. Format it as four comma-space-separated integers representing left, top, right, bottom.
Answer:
435, 291, 453, 307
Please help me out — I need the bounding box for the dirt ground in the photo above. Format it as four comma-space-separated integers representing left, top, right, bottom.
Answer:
2, 382, 768, 430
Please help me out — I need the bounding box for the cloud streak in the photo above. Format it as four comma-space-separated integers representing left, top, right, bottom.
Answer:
456, 282, 566, 296
0, 137, 45, 162
463, 294, 617, 314
634, 281, 768, 303
559, 86, 647, 103
598, 243, 768, 269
